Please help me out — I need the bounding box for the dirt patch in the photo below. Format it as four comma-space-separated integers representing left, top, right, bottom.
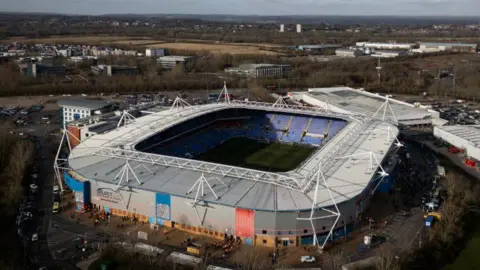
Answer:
3, 36, 284, 55
148, 42, 283, 55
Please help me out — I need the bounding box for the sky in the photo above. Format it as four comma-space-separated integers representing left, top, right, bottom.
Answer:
2, 0, 480, 16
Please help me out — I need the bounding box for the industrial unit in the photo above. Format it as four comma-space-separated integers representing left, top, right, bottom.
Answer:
57, 89, 409, 250
371, 50, 408, 58
145, 48, 167, 57
157, 55, 196, 71
418, 42, 478, 53
355, 42, 417, 50
434, 125, 480, 161
335, 48, 364, 58
224, 64, 291, 78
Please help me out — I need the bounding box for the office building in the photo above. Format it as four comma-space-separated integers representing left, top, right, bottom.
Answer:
157, 56, 196, 71
57, 99, 114, 125
91, 65, 139, 76
23, 63, 67, 78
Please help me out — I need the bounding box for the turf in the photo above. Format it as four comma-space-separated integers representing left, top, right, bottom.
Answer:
195, 137, 316, 172
444, 224, 480, 270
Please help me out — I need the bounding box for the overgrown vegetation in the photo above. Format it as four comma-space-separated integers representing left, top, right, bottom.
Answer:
0, 126, 35, 269
400, 172, 480, 270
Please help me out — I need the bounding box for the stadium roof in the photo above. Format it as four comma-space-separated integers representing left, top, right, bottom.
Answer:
290, 87, 435, 124
57, 99, 112, 111
68, 101, 398, 211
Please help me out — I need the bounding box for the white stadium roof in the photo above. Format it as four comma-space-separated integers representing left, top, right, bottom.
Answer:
289, 87, 437, 125
67, 99, 399, 211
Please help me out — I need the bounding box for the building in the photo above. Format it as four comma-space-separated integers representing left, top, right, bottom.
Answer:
418, 42, 478, 53
370, 50, 408, 58
335, 48, 364, 58
157, 56, 196, 71
146, 48, 167, 57
91, 65, 139, 76
296, 24, 302, 33
224, 63, 291, 78
355, 42, 417, 50
279, 24, 285, 33
434, 125, 480, 161
295, 44, 341, 53
23, 63, 67, 78
57, 99, 114, 126
61, 99, 400, 249
288, 87, 439, 126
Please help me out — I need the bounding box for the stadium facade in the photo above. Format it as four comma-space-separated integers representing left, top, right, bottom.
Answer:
55, 90, 426, 249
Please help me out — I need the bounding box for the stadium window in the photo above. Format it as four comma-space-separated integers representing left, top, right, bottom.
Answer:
304, 229, 308, 234
262, 229, 267, 234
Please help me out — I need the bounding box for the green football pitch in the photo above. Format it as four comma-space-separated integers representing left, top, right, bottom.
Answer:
195, 137, 317, 172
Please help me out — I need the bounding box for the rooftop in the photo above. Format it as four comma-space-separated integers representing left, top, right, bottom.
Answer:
419, 42, 478, 47
290, 87, 434, 123
436, 125, 480, 147
57, 99, 112, 111
68, 101, 397, 211
157, 55, 194, 61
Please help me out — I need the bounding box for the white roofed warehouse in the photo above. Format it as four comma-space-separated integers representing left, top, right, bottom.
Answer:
56, 90, 405, 250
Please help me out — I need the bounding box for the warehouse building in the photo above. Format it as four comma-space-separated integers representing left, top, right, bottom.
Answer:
225, 63, 291, 78
335, 48, 364, 58
434, 125, 480, 161
355, 42, 417, 50
418, 42, 478, 53
371, 50, 408, 58
157, 56, 196, 71
145, 48, 167, 57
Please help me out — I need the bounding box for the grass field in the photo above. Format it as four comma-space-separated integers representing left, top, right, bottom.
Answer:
444, 224, 480, 270
195, 137, 316, 172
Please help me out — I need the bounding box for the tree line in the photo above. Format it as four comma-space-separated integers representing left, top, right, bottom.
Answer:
0, 127, 34, 270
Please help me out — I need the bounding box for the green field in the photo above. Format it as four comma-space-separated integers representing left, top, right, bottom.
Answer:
444, 224, 480, 270
195, 137, 316, 172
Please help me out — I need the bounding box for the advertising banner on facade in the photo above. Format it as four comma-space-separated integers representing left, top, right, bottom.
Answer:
156, 193, 171, 222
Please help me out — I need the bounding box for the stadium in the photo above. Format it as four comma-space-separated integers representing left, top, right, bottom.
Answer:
58, 89, 413, 249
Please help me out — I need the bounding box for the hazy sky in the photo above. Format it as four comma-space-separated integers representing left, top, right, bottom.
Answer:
2, 0, 480, 16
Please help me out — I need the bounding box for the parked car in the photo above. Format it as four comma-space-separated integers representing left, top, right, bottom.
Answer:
29, 184, 38, 191
300, 256, 316, 263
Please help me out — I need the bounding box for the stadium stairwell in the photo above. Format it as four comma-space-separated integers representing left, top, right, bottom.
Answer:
324, 120, 333, 138
280, 116, 294, 141
301, 118, 313, 142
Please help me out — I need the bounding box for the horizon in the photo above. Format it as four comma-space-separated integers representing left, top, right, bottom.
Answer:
3, 0, 480, 17
2, 11, 480, 18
